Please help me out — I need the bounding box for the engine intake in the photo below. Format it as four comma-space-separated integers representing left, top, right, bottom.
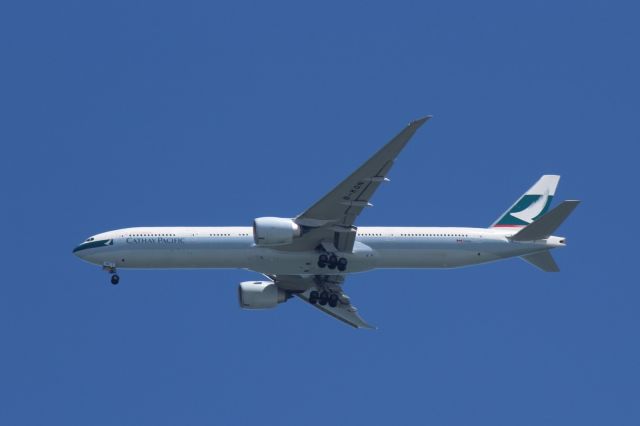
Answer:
238, 281, 289, 309
253, 217, 301, 246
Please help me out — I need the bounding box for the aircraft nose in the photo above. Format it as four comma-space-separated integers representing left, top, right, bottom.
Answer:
72, 244, 84, 257
73, 242, 92, 259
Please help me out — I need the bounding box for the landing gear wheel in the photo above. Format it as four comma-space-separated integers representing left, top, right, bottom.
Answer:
309, 290, 319, 304
318, 291, 329, 306
327, 254, 338, 270
317, 254, 328, 268
110, 274, 120, 285
337, 257, 348, 272
328, 294, 339, 308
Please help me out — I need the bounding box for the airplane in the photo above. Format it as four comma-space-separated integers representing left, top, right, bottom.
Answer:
73, 116, 579, 329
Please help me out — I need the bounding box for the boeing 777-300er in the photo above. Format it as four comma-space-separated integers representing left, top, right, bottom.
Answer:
73, 116, 579, 328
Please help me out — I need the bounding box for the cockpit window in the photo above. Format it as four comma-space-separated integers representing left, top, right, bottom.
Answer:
85, 237, 95, 242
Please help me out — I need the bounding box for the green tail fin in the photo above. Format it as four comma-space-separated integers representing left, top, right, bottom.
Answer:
491, 175, 560, 228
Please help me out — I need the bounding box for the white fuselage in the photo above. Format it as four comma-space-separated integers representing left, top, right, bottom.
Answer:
73, 226, 565, 275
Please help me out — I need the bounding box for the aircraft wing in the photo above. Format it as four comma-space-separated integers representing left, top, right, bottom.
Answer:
270, 274, 375, 329
288, 116, 431, 252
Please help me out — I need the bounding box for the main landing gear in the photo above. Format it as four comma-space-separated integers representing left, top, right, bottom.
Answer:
317, 253, 348, 271
103, 262, 120, 285
309, 290, 340, 308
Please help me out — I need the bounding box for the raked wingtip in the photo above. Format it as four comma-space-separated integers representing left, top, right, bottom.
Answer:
410, 115, 433, 127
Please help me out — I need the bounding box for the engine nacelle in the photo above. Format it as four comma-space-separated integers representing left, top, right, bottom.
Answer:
253, 217, 301, 246
238, 281, 288, 309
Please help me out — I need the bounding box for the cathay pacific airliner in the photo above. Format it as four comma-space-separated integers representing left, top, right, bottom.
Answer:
73, 116, 579, 328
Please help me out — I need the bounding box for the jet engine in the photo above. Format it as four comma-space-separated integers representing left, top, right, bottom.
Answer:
238, 281, 289, 309
253, 217, 301, 246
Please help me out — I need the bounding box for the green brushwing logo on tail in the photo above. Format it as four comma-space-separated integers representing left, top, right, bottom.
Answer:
494, 193, 554, 227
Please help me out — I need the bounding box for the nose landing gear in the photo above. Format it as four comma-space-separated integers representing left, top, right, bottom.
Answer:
103, 262, 120, 285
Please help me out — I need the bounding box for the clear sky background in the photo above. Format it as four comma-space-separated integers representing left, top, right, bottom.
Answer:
1, 1, 639, 425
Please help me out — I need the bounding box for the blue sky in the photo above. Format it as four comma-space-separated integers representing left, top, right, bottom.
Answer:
2, 1, 639, 424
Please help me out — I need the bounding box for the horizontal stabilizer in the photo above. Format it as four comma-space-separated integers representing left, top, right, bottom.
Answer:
511, 200, 580, 241
521, 251, 560, 272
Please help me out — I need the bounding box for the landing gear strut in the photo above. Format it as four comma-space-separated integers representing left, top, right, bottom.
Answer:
328, 293, 339, 308
317, 252, 348, 271
309, 290, 340, 308
337, 257, 347, 272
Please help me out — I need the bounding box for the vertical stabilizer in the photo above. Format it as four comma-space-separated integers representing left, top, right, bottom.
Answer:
491, 175, 560, 228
